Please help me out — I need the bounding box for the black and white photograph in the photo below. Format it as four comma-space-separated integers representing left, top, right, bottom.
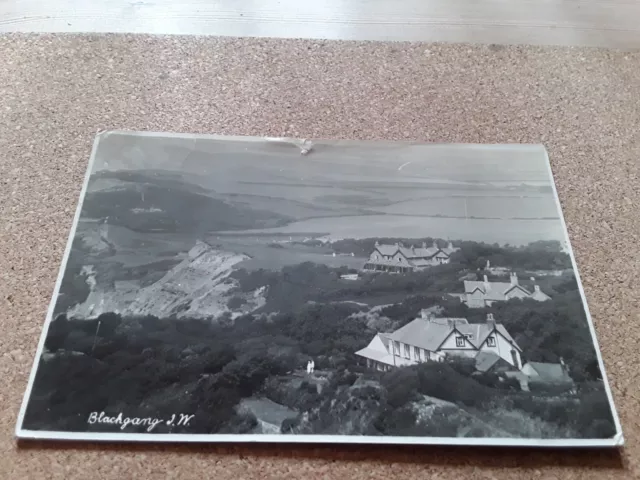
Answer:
16, 131, 621, 446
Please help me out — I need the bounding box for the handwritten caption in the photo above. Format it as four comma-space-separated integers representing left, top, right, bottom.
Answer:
87, 411, 195, 432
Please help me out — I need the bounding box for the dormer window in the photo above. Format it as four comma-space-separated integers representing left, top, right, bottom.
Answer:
455, 336, 465, 347
487, 336, 496, 347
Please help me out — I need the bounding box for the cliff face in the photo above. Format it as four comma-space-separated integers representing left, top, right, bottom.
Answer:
66, 241, 265, 320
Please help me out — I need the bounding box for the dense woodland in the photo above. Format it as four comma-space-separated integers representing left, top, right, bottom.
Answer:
23, 239, 616, 439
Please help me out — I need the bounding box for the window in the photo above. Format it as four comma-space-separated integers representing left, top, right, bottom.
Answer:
393, 341, 400, 355
404, 344, 410, 358
414, 346, 421, 361
455, 336, 465, 347
486, 336, 496, 347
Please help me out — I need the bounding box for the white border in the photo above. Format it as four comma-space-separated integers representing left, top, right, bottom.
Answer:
15, 130, 623, 447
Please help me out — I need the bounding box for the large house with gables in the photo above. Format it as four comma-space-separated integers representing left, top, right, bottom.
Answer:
355, 312, 522, 372
363, 241, 460, 273
457, 272, 551, 308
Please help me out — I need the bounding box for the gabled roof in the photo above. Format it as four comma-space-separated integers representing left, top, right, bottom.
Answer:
530, 289, 551, 301
441, 245, 460, 256
355, 333, 405, 366
365, 258, 413, 268
526, 362, 573, 383
389, 316, 521, 354
375, 244, 401, 256
361, 313, 521, 363
463, 280, 533, 301
389, 317, 467, 351
389, 318, 451, 351
374, 243, 460, 260
408, 246, 440, 258
445, 322, 519, 351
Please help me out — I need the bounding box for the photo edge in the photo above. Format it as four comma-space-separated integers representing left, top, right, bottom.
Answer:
14, 132, 105, 435
540, 147, 623, 439
15, 137, 622, 446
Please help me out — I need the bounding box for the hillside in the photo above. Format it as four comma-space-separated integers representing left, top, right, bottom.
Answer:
67, 241, 265, 319
81, 183, 292, 234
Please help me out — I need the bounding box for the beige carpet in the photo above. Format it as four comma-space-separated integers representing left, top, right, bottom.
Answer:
0, 34, 639, 479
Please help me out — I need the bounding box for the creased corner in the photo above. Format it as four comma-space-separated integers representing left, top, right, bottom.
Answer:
265, 137, 314, 156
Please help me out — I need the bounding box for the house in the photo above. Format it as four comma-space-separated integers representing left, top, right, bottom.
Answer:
458, 272, 551, 308
355, 312, 523, 372
363, 241, 460, 273
506, 359, 575, 392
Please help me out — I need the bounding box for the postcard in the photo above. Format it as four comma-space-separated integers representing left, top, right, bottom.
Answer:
16, 131, 622, 446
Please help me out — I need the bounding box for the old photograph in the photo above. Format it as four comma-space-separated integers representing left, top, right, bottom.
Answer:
16, 132, 621, 446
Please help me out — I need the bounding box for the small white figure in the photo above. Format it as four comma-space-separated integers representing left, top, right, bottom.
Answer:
306, 361, 311, 374
310, 360, 315, 374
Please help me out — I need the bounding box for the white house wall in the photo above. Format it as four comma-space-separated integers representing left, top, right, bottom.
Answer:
393, 252, 407, 264
466, 290, 487, 308
438, 329, 477, 351
478, 330, 522, 368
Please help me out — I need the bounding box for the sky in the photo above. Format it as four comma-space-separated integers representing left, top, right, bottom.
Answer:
87, 131, 567, 244
91, 131, 555, 187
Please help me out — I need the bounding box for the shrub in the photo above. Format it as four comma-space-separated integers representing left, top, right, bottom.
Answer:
414, 363, 498, 408
445, 356, 477, 377
574, 388, 616, 438
382, 368, 419, 408
281, 417, 299, 433
44, 315, 70, 352
374, 406, 419, 435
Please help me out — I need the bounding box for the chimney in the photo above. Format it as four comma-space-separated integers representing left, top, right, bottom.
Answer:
483, 274, 490, 290
534, 285, 540, 292
510, 272, 518, 285
422, 241, 427, 249
432, 241, 438, 249
375, 240, 379, 246
420, 309, 428, 319
486, 260, 491, 269
447, 241, 453, 250
559, 357, 567, 374
487, 313, 496, 329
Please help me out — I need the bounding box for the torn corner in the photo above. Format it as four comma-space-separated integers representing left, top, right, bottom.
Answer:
265, 137, 314, 156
